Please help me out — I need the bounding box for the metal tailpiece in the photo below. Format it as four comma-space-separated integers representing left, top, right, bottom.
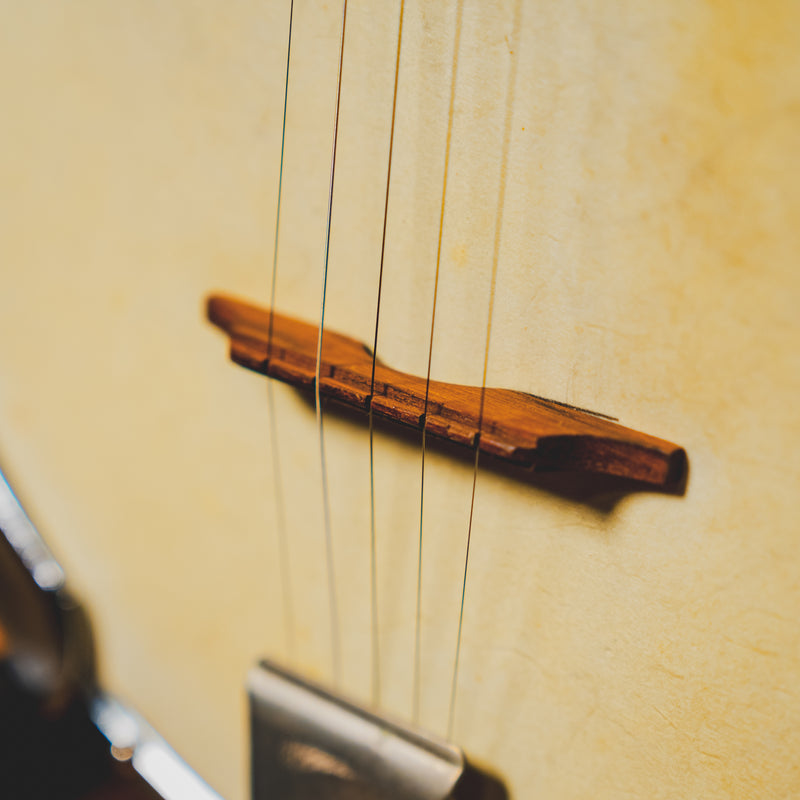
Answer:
249, 660, 507, 800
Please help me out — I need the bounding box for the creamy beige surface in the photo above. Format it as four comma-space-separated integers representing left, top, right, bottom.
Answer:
1, 2, 799, 798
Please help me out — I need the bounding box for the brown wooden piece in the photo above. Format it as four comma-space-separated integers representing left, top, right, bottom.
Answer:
207, 294, 687, 489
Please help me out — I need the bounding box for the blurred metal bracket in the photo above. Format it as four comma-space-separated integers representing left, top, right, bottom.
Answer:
249, 660, 507, 800
0, 468, 90, 696
0, 464, 223, 800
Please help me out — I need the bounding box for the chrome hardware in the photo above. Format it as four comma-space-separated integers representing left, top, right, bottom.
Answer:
249, 660, 507, 800
0, 465, 223, 800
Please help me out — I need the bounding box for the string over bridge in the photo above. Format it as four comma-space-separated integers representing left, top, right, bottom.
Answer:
207, 294, 686, 490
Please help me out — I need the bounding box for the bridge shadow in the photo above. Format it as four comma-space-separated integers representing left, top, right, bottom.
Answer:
293, 389, 688, 516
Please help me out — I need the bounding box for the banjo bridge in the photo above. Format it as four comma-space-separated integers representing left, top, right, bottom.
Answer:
208, 294, 687, 490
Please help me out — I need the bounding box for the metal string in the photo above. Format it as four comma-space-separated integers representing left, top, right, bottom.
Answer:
316, 0, 349, 688
413, 0, 465, 725
267, 0, 295, 661
368, 0, 406, 709
447, 0, 523, 739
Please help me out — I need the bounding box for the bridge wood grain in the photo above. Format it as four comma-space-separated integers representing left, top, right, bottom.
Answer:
207, 294, 687, 490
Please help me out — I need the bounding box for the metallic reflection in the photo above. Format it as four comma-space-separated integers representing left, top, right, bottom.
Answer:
249, 660, 507, 800
0, 464, 224, 799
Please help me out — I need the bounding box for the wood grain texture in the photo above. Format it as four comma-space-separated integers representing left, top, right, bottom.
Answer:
208, 294, 686, 489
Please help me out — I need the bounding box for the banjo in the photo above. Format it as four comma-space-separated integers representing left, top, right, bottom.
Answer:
0, 1, 798, 798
